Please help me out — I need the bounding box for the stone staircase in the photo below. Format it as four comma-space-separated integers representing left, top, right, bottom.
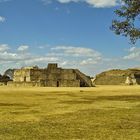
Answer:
74, 69, 93, 87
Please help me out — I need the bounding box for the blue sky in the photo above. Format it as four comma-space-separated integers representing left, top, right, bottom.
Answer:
0, 0, 140, 76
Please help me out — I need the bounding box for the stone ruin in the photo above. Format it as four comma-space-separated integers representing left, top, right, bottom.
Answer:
93, 69, 140, 85
8, 63, 93, 87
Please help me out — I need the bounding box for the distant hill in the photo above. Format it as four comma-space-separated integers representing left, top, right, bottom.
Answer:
94, 68, 140, 85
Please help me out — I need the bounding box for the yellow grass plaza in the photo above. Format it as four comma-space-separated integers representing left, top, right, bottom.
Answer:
0, 86, 140, 140
0, 0, 140, 140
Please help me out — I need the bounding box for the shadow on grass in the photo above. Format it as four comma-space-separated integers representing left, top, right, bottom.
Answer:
0, 107, 140, 140
0, 103, 37, 107
60, 100, 94, 104
59, 95, 140, 105
83, 95, 140, 102
10, 110, 40, 115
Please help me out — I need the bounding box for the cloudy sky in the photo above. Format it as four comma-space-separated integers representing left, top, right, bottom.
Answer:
0, 0, 140, 76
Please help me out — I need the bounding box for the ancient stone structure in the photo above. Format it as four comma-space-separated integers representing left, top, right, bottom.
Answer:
94, 69, 140, 85
8, 64, 93, 87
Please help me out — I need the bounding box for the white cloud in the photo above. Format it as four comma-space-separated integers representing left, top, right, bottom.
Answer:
0, 51, 17, 61
51, 46, 101, 57
1, 43, 140, 76
17, 45, 29, 52
0, 44, 103, 75
50, 46, 102, 69
80, 58, 100, 65
0, 44, 9, 52
0, 44, 60, 73
0, 16, 5, 22
42, 0, 120, 7
123, 47, 140, 60
25, 56, 59, 65
88, 0, 120, 7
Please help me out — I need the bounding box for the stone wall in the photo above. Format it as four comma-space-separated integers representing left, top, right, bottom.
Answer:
30, 69, 46, 82
59, 80, 80, 87
59, 73, 76, 80
7, 81, 44, 87
45, 80, 57, 87
12, 64, 93, 87
13, 69, 31, 82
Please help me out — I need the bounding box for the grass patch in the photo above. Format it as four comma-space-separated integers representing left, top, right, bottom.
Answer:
0, 108, 140, 140
0, 86, 140, 140
60, 100, 94, 104
0, 103, 32, 107
83, 95, 140, 102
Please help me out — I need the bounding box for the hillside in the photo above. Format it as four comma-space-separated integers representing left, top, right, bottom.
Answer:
94, 68, 140, 85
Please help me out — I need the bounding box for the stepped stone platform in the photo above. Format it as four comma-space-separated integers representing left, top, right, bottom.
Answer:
8, 63, 93, 87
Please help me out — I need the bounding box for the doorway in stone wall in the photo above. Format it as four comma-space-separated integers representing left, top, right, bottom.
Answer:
57, 81, 59, 87
24, 77, 26, 82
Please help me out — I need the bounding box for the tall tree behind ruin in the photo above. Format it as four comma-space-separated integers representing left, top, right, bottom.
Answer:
111, 0, 140, 44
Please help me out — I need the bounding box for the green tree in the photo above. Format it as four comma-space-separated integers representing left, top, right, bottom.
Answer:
111, 0, 140, 44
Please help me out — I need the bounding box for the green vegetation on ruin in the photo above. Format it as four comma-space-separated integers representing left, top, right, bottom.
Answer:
0, 86, 140, 140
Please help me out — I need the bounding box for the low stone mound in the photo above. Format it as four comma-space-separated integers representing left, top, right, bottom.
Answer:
94, 69, 140, 85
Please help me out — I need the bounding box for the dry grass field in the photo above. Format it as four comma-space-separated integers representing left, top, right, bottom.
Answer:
0, 86, 140, 140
